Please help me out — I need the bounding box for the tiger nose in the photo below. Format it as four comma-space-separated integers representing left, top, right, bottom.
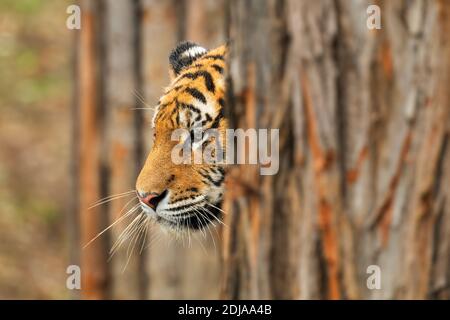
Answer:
137, 190, 165, 210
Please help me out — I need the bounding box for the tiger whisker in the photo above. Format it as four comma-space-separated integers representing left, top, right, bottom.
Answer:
207, 202, 227, 215
186, 217, 192, 248
88, 190, 136, 209
195, 232, 209, 255
133, 89, 157, 111
196, 206, 222, 248
143, 225, 163, 251
192, 203, 227, 228
126, 213, 146, 258
110, 212, 142, 258
139, 216, 151, 254
83, 200, 140, 249
130, 107, 157, 111
197, 207, 223, 248
192, 207, 217, 251
190, 208, 207, 238
135, 214, 149, 252
117, 215, 143, 256
122, 213, 147, 273
110, 213, 144, 258
89, 190, 135, 206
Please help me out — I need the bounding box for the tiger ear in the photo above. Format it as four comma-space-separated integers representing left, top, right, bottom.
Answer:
169, 41, 207, 79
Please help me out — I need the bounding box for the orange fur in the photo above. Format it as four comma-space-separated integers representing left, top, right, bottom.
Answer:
136, 44, 227, 210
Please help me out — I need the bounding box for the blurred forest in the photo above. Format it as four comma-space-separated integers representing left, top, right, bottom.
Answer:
1, 0, 450, 300
0, 0, 71, 298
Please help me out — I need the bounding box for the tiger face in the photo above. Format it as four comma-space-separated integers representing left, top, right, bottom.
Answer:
135, 42, 227, 232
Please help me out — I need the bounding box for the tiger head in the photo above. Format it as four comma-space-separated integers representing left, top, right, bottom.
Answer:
135, 42, 227, 232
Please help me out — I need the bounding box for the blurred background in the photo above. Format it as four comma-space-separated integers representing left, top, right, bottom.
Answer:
0, 0, 449, 300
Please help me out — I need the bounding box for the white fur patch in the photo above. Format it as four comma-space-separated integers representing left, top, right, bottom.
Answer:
182, 46, 207, 59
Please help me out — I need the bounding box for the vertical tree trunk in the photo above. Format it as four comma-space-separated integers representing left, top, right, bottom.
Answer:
68, 9, 81, 300
102, 0, 144, 299
77, 0, 110, 299
77, 0, 144, 299
222, 0, 450, 300
222, 0, 291, 299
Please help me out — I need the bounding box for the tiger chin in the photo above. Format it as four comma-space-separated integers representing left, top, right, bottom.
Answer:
135, 41, 227, 233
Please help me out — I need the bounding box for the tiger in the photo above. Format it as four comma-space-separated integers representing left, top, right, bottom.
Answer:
135, 41, 227, 232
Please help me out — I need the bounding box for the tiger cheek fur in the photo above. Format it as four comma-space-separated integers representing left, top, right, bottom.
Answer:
135, 41, 227, 232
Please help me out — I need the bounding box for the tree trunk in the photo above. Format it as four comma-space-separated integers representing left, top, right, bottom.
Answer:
77, 0, 144, 299
77, 0, 110, 299
221, 0, 450, 300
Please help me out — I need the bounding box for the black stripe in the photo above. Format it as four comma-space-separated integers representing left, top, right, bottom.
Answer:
169, 41, 207, 75
182, 103, 202, 114
170, 194, 197, 204
212, 64, 224, 74
203, 54, 224, 61
199, 170, 224, 187
210, 109, 223, 129
185, 87, 207, 104
166, 200, 204, 212
201, 114, 213, 127
180, 71, 215, 93
214, 174, 225, 186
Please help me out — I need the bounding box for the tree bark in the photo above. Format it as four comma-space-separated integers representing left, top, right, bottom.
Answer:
221, 0, 450, 299
77, 0, 110, 299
